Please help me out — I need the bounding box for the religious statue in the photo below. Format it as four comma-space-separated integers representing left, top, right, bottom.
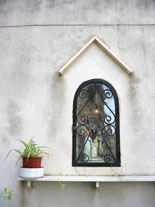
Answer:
84, 133, 93, 158
91, 127, 97, 140
97, 131, 104, 158
84, 129, 104, 160
91, 137, 98, 158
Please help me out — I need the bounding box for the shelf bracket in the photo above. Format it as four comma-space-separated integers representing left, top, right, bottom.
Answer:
26, 181, 32, 189
96, 182, 100, 189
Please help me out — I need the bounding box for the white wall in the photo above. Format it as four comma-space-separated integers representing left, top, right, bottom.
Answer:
0, 1, 155, 207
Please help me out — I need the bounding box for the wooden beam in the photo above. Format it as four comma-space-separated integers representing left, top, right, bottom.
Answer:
59, 37, 95, 75
94, 37, 132, 74
59, 36, 133, 75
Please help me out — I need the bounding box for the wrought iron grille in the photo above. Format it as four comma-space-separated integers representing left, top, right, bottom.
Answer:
72, 79, 120, 167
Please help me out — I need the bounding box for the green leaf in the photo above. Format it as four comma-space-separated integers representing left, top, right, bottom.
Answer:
5, 149, 22, 162
16, 155, 22, 166
0, 187, 13, 201
18, 140, 27, 148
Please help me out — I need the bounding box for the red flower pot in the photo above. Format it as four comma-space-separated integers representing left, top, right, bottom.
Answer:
23, 157, 42, 168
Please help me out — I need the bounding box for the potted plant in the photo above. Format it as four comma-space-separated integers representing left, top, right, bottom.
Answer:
1, 138, 65, 201
6, 137, 49, 179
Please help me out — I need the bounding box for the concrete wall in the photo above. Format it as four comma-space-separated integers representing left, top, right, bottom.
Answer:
0, 0, 155, 206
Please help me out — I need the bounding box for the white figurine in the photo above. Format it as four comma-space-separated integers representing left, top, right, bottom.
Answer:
84, 136, 93, 158
97, 131, 104, 158
91, 138, 98, 158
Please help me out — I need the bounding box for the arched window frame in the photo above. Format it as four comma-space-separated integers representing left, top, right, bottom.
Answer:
72, 79, 120, 167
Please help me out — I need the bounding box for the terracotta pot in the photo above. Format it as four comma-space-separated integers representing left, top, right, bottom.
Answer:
23, 157, 42, 168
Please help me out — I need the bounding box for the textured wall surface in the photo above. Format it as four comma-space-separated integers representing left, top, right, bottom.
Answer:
0, 0, 155, 207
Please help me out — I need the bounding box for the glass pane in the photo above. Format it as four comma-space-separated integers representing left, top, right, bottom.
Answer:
75, 82, 117, 164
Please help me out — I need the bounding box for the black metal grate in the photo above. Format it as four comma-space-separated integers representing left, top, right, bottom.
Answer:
72, 79, 120, 167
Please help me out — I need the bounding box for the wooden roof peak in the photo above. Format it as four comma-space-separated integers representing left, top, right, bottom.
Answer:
59, 36, 133, 75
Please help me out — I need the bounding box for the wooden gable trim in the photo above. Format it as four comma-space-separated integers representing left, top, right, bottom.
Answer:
59, 36, 133, 75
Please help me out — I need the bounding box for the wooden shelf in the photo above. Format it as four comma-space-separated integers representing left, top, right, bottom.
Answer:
17, 176, 155, 189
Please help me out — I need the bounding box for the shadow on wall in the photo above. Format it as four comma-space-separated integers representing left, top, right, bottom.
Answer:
7, 99, 23, 136
47, 71, 67, 141
128, 73, 143, 130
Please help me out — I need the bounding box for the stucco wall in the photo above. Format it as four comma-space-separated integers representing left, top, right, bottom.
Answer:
0, 0, 155, 207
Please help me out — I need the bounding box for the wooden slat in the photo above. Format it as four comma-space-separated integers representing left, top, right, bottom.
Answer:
59, 36, 133, 75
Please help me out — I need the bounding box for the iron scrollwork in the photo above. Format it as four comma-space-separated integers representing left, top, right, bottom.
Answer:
72, 79, 120, 167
